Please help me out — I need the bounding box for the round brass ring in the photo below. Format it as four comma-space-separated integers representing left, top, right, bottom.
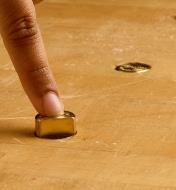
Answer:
115, 62, 151, 73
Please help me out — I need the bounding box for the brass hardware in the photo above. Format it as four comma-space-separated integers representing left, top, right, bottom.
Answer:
115, 62, 151, 73
35, 111, 76, 139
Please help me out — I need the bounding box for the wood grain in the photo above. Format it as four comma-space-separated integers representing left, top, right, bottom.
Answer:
0, 0, 176, 189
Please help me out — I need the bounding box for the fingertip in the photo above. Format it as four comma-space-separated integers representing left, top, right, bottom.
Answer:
42, 92, 64, 116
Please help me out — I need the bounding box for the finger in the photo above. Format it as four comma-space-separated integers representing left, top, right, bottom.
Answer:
0, 0, 64, 116
32, 0, 43, 4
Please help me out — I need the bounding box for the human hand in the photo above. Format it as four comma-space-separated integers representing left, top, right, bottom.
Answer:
0, 0, 64, 116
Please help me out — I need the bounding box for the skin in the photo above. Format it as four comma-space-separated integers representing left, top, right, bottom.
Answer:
0, 0, 64, 116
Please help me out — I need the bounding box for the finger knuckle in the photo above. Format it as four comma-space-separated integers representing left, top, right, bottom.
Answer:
7, 13, 38, 45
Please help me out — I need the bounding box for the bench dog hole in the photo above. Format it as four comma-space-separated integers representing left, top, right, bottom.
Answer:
115, 62, 151, 73
34, 131, 77, 139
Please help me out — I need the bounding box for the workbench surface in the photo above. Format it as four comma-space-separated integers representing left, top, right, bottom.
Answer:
0, 0, 176, 189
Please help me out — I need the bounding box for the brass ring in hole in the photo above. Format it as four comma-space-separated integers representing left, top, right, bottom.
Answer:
115, 62, 151, 73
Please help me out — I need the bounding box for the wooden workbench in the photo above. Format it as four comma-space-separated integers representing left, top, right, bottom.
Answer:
0, 0, 176, 189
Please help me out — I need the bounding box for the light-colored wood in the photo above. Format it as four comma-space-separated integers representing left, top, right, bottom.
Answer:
0, 0, 176, 189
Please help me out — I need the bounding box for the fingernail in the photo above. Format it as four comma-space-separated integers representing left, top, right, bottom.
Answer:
42, 92, 64, 116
